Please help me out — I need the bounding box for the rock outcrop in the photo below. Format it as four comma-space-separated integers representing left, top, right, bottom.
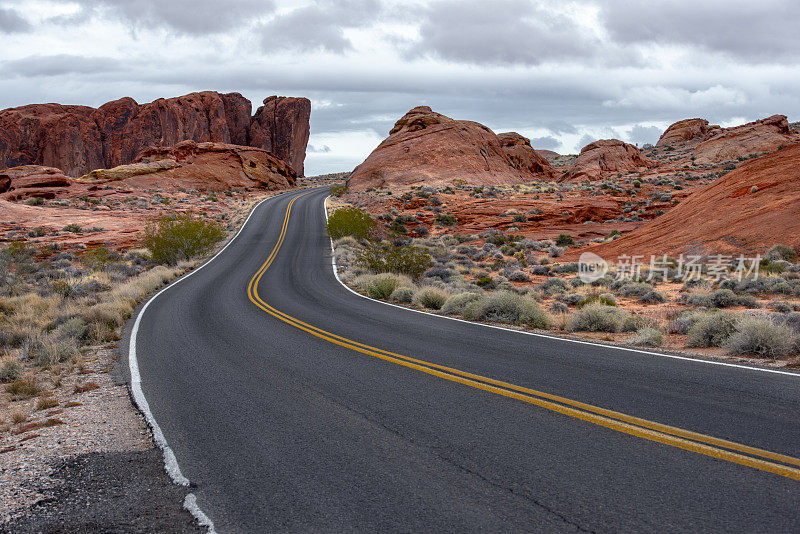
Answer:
656, 118, 718, 146
78, 140, 296, 191
0, 165, 74, 201
248, 96, 311, 176
692, 115, 797, 165
347, 106, 554, 191
0, 91, 311, 177
583, 143, 800, 258
560, 139, 653, 182
497, 132, 556, 181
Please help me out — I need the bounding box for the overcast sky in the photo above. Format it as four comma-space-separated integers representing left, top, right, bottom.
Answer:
1, 0, 798, 175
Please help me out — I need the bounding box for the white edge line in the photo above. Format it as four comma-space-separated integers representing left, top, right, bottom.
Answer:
323, 195, 800, 378
128, 189, 303, 532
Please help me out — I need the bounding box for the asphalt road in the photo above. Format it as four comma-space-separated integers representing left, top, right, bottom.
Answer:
129, 187, 800, 533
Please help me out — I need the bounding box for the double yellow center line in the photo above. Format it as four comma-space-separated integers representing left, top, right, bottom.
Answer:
247, 191, 800, 482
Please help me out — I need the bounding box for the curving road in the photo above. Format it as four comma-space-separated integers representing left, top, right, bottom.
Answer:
128, 187, 800, 533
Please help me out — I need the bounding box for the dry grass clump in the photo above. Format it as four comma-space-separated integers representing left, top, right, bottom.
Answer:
415, 287, 450, 310
725, 316, 797, 358
5, 375, 41, 399
36, 396, 60, 411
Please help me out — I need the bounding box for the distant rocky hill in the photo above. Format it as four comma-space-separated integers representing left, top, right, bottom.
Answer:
0, 91, 311, 176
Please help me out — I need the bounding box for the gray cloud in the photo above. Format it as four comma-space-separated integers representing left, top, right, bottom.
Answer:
530, 136, 561, 151
308, 144, 332, 153
406, 0, 635, 66
259, 0, 381, 54
599, 1, 800, 62
0, 7, 30, 33
53, 0, 274, 34
2, 55, 121, 77
626, 124, 663, 147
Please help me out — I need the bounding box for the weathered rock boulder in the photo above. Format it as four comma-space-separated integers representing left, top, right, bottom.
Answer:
561, 139, 653, 182
656, 118, 718, 146
347, 106, 552, 191
0, 91, 310, 176
248, 96, 311, 176
692, 115, 797, 165
497, 132, 556, 181
78, 140, 296, 191
0, 165, 74, 201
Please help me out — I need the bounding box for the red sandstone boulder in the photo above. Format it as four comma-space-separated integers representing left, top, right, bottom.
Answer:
497, 132, 556, 181
692, 115, 798, 165
656, 118, 718, 146
561, 139, 653, 182
78, 140, 296, 191
0, 165, 74, 201
0, 91, 309, 177
248, 96, 311, 176
347, 107, 552, 191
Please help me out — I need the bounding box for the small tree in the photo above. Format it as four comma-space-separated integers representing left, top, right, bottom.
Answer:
327, 207, 375, 240
143, 213, 225, 265
356, 241, 432, 279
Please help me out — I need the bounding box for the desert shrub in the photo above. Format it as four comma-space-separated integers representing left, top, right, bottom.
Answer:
687, 312, 737, 347
82, 246, 120, 271
555, 234, 574, 246
559, 292, 584, 306
765, 244, 798, 263
327, 207, 375, 240
566, 303, 628, 333
366, 274, 400, 299
441, 292, 484, 315
538, 278, 570, 295
507, 270, 531, 282
475, 276, 495, 288
390, 286, 416, 303
143, 213, 225, 265
329, 183, 347, 197
464, 291, 549, 328
725, 316, 796, 357
0, 358, 23, 383
577, 292, 616, 308
549, 301, 570, 314
356, 242, 432, 279
333, 236, 359, 249
621, 314, 656, 333
785, 312, 800, 333
631, 327, 664, 347
435, 213, 457, 226
23, 336, 78, 367
707, 288, 740, 308
6, 375, 40, 398
616, 281, 653, 298
24, 196, 45, 206
415, 287, 448, 310
638, 289, 666, 304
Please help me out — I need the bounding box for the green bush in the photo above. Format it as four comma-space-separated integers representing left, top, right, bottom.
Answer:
435, 213, 457, 226
578, 293, 616, 308
366, 274, 400, 299
327, 207, 375, 240
555, 234, 574, 246
0, 358, 23, 383
725, 316, 796, 358
143, 213, 225, 265
329, 183, 347, 197
356, 241, 432, 279
82, 246, 119, 271
766, 244, 798, 262
631, 327, 663, 347
415, 287, 448, 310
390, 286, 416, 303
566, 303, 628, 332
441, 292, 485, 315
463, 291, 549, 328
686, 312, 737, 347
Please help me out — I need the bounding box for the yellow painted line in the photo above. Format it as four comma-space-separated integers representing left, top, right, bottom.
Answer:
246, 191, 800, 482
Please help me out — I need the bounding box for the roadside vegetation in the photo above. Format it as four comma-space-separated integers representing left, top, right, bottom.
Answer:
328, 201, 800, 363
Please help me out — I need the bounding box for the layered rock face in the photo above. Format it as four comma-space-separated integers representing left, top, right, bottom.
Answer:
347, 106, 554, 191
248, 96, 311, 176
692, 115, 797, 165
0, 91, 311, 177
561, 139, 653, 182
79, 140, 296, 191
584, 143, 800, 258
0, 166, 74, 201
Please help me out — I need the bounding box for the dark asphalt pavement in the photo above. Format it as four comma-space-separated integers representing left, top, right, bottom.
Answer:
128, 187, 800, 533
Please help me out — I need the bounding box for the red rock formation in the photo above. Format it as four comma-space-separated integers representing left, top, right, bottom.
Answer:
656, 118, 718, 146
0, 165, 75, 201
0, 91, 310, 176
248, 96, 311, 176
561, 139, 653, 182
535, 149, 560, 161
582, 144, 800, 258
347, 107, 553, 191
692, 115, 797, 165
80, 140, 296, 191
497, 132, 556, 180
